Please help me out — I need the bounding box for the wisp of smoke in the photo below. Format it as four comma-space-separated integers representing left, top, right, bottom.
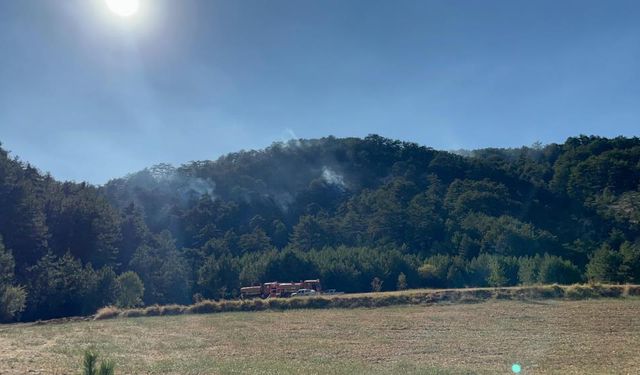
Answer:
321, 166, 346, 189
178, 177, 216, 201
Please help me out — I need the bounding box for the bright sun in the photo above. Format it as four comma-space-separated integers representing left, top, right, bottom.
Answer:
105, 0, 140, 17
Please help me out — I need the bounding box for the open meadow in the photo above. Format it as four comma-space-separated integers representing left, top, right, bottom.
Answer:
1, 298, 639, 374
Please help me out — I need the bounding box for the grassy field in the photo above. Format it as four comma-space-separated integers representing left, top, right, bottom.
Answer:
1, 298, 639, 374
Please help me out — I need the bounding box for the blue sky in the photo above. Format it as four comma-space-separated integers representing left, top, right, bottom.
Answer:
1, 0, 639, 184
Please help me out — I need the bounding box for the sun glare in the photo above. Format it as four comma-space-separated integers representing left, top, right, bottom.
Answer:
105, 0, 140, 17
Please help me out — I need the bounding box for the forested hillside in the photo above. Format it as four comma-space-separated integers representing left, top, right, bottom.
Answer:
1, 135, 640, 322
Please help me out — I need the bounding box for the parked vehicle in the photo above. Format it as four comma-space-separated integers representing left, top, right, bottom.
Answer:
240, 279, 322, 299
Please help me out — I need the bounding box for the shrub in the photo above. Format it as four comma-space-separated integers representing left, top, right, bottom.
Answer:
160, 304, 186, 315
467, 289, 493, 300
82, 348, 115, 375
371, 277, 383, 292
0, 242, 25, 322
98, 360, 115, 375
305, 297, 331, 309
288, 298, 308, 309
492, 289, 515, 300
120, 309, 144, 318
466, 255, 492, 287
586, 245, 624, 283
418, 255, 452, 287
524, 285, 564, 299
625, 285, 640, 296
446, 259, 467, 288
418, 263, 441, 287
517, 256, 541, 285
487, 265, 507, 287
94, 306, 120, 320
538, 255, 581, 285
187, 300, 220, 314
267, 298, 288, 310
396, 272, 408, 290
592, 285, 624, 298
143, 305, 161, 316
565, 284, 600, 300
0, 285, 27, 322
252, 299, 267, 310
619, 241, 640, 282
115, 271, 145, 308
83, 349, 98, 375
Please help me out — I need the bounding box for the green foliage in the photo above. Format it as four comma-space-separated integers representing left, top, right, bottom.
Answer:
517, 255, 541, 285
83, 349, 98, 375
198, 254, 240, 300
396, 272, 408, 290
417, 263, 441, 287
0, 237, 16, 285
83, 267, 119, 313
418, 255, 452, 288
619, 241, 640, 282
586, 245, 624, 283
0, 238, 27, 321
98, 361, 115, 375
26, 252, 99, 319
83, 348, 115, 375
0, 285, 27, 322
371, 277, 383, 292
308, 246, 417, 292
238, 228, 273, 254
115, 271, 144, 308
406, 176, 446, 251
444, 179, 515, 217
465, 255, 491, 287
487, 257, 517, 287
417, 253, 581, 289
264, 249, 319, 283
2, 136, 640, 322
538, 255, 582, 285
290, 215, 336, 251
117, 203, 150, 269
446, 258, 467, 287
129, 231, 191, 305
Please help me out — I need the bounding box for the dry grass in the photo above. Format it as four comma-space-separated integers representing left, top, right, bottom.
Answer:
92, 284, 640, 321
94, 306, 119, 320
1, 298, 639, 374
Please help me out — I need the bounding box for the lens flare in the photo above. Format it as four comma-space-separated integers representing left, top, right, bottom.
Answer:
512, 363, 522, 373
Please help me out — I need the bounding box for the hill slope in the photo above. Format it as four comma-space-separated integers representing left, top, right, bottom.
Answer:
1, 135, 640, 321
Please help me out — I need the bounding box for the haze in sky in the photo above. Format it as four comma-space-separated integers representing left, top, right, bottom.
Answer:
1, 0, 639, 184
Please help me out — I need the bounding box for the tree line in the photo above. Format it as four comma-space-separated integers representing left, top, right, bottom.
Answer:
1, 135, 639, 322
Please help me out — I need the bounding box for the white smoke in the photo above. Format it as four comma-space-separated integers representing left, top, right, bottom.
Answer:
321, 166, 346, 189
273, 191, 295, 211
181, 177, 216, 197
281, 128, 302, 148
146, 164, 216, 199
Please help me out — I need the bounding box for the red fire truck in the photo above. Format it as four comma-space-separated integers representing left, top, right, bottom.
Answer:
240, 279, 322, 299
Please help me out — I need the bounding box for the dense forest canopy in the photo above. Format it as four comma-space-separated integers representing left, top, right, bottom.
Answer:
1, 135, 640, 322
